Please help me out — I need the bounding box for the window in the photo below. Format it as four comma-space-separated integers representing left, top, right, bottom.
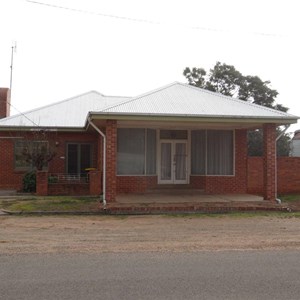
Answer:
160, 130, 187, 140
15, 140, 49, 170
146, 129, 156, 175
191, 130, 234, 175
191, 130, 206, 175
67, 143, 93, 175
117, 128, 157, 175
207, 130, 233, 175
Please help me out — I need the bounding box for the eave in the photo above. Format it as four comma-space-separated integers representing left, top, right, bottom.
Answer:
87, 112, 298, 128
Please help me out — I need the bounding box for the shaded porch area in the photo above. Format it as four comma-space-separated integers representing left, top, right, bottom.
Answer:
105, 191, 289, 214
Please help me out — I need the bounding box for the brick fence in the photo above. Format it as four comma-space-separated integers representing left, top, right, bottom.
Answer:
36, 170, 101, 196
248, 157, 300, 195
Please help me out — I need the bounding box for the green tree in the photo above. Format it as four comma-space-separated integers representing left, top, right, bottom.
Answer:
183, 62, 290, 155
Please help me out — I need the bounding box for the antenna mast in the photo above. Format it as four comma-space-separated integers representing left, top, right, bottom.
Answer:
10, 42, 17, 92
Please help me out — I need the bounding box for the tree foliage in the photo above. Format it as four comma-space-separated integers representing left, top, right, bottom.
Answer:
183, 62, 291, 155
248, 129, 291, 156
183, 62, 288, 112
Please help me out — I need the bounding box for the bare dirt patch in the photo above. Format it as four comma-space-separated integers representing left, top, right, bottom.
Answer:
1, 215, 300, 254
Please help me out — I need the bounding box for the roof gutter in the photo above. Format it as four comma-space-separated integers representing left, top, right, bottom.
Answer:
87, 118, 106, 209
89, 112, 298, 125
275, 125, 290, 204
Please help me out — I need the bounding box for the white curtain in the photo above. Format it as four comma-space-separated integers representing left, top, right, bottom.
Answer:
161, 143, 171, 180
191, 130, 233, 175
207, 130, 233, 175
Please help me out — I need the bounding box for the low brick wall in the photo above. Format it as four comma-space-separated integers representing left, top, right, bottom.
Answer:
190, 176, 247, 193
277, 157, 300, 194
247, 157, 300, 195
48, 183, 89, 196
117, 176, 157, 193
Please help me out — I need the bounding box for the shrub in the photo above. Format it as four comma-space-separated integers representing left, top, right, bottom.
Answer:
48, 175, 58, 184
23, 171, 36, 192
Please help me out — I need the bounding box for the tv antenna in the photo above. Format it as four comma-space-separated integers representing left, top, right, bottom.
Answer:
10, 41, 17, 92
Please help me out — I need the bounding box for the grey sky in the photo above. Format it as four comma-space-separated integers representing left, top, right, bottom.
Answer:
0, 0, 299, 132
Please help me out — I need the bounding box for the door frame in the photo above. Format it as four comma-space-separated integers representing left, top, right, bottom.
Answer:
158, 139, 189, 184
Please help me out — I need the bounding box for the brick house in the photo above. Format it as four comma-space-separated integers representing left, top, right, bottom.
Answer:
0, 83, 298, 205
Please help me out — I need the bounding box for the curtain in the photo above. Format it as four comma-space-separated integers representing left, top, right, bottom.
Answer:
161, 143, 171, 180
191, 130, 206, 175
191, 130, 233, 175
175, 143, 186, 180
146, 129, 156, 175
207, 130, 233, 175
117, 128, 145, 175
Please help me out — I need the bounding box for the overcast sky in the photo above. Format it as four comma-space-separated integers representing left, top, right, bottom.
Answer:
0, 0, 299, 132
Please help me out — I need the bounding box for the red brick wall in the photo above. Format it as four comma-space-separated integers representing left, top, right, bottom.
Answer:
190, 176, 206, 190
36, 171, 48, 196
117, 176, 157, 193
0, 133, 24, 191
0, 131, 99, 191
89, 170, 102, 195
263, 124, 276, 200
2, 127, 300, 196
248, 156, 300, 195
48, 183, 89, 195
247, 157, 264, 194
105, 120, 117, 201
0, 88, 10, 118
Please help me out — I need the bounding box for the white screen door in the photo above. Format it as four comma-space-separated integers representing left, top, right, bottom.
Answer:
159, 141, 187, 184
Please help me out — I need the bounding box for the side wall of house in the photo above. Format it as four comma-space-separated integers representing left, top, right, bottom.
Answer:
248, 156, 300, 195
0, 131, 99, 191
0, 133, 24, 190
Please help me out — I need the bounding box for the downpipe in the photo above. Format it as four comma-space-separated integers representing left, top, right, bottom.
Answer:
275, 125, 290, 204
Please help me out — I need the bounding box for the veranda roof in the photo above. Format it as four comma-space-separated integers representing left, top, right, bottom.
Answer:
94, 82, 297, 124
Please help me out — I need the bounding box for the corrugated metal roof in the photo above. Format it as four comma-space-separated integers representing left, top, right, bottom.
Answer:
0, 91, 129, 128
0, 82, 297, 130
99, 82, 297, 120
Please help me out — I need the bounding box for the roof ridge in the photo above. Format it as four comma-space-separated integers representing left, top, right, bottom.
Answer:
0, 91, 104, 123
101, 82, 179, 112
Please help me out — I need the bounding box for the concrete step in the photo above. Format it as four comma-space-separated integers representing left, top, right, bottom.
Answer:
105, 201, 290, 214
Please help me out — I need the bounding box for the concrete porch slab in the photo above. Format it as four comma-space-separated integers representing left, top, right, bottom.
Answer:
104, 193, 289, 214
0, 190, 17, 196
116, 193, 264, 204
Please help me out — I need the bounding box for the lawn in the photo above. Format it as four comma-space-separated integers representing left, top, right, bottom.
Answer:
0, 196, 101, 213
1, 194, 300, 215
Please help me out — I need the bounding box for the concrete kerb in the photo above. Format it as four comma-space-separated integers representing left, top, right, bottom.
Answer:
0, 210, 107, 216
0, 205, 295, 216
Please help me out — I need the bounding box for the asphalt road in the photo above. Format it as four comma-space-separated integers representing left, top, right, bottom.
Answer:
1, 251, 300, 300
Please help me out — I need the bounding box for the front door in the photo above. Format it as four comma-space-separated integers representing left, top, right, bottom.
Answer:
159, 141, 188, 184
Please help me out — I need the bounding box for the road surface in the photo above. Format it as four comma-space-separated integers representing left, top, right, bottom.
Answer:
1, 251, 300, 299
